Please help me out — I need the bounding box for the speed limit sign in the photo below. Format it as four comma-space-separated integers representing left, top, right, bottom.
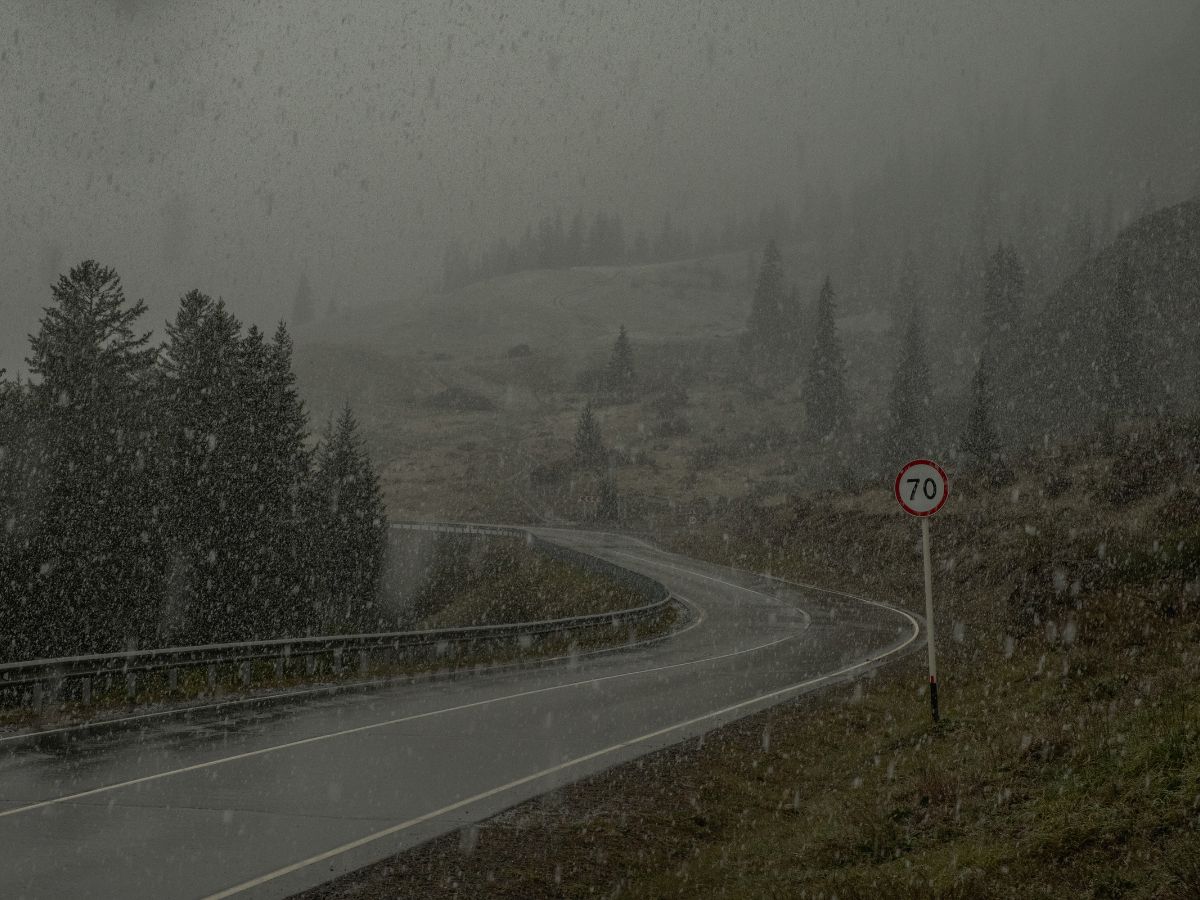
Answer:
894, 459, 949, 517
895, 458, 950, 724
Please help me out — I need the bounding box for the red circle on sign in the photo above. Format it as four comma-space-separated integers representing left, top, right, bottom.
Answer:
894, 458, 949, 517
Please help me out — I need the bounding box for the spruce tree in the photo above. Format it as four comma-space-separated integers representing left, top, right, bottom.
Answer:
0, 372, 40, 659
804, 276, 848, 441
888, 301, 934, 460
960, 359, 1001, 468
24, 260, 164, 656
605, 325, 635, 399
237, 322, 314, 638
746, 239, 786, 355
311, 404, 387, 633
165, 318, 313, 643
779, 283, 804, 377
655, 213, 676, 261
160, 290, 247, 643
574, 402, 606, 470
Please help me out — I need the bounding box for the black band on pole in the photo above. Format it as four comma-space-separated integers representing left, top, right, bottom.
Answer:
929, 676, 940, 723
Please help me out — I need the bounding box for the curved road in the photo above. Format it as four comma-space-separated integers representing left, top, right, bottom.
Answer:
0, 528, 919, 899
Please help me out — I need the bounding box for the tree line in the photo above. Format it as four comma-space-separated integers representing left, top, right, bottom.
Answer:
742, 238, 1033, 479
0, 261, 387, 663
442, 201, 798, 292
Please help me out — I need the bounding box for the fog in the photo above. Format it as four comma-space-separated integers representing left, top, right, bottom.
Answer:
2, 0, 1197, 370
7, 4, 1200, 896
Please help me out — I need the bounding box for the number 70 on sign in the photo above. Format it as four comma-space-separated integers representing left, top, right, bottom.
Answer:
895, 459, 948, 516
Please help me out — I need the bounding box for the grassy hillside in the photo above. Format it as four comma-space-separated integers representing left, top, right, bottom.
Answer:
288, 244, 895, 523
294, 198, 1200, 528
294, 256, 755, 361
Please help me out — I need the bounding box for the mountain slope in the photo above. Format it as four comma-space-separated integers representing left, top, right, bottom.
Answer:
293, 257, 751, 361
1008, 197, 1200, 437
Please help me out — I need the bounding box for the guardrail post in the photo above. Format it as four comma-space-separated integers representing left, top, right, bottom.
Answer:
332, 649, 343, 675
240, 661, 251, 687
32, 681, 43, 713
275, 651, 285, 680
305, 654, 316, 676
125, 671, 137, 700
359, 649, 370, 675
206, 664, 217, 693
168, 667, 178, 693
81, 676, 92, 706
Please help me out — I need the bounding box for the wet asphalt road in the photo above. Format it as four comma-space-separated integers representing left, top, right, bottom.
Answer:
0, 528, 919, 899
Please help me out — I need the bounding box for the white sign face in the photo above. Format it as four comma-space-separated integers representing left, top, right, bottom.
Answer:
894, 459, 949, 517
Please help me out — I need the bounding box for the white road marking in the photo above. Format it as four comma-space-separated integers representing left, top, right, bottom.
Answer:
203, 614, 920, 899
0, 593, 795, 820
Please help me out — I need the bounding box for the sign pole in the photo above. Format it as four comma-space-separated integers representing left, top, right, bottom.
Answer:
920, 516, 939, 723
894, 458, 948, 726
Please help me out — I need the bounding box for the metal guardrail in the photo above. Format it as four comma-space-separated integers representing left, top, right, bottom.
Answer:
0, 523, 673, 709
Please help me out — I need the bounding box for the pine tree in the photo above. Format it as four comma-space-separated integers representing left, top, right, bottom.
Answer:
959, 360, 1001, 468
165, 318, 314, 643
655, 213, 678, 261
605, 325, 635, 399
573, 402, 606, 470
24, 260, 164, 656
311, 404, 387, 633
239, 322, 314, 638
745, 239, 786, 358
779, 284, 803, 375
292, 273, 315, 327
160, 290, 247, 643
888, 301, 934, 460
804, 276, 848, 441
0, 372, 40, 659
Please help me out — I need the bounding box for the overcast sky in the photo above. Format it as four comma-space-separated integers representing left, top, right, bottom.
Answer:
1, 0, 1195, 368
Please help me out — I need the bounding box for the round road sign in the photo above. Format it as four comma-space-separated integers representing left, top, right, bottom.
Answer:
894, 459, 949, 517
